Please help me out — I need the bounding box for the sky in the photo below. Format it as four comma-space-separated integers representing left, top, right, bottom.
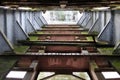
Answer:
42, 11, 83, 24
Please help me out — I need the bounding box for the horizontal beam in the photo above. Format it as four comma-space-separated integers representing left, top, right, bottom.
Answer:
2, 1, 120, 6
1, 55, 120, 58
18, 40, 96, 46
42, 27, 80, 28
45, 25, 80, 26
96, 43, 114, 47
19, 40, 95, 43
37, 29, 88, 31
12, 67, 33, 71
0, 55, 120, 72
29, 33, 97, 36
38, 29, 88, 31
18, 40, 114, 47
95, 68, 115, 72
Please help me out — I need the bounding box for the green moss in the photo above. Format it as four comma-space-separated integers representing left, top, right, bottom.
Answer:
0, 57, 17, 79
113, 49, 120, 54
29, 36, 38, 41
14, 45, 29, 54
37, 32, 44, 34
111, 60, 120, 72
97, 41, 109, 44
90, 31, 99, 35
98, 48, 114, 55
86, 37, 93, 41
81, 32, 88, 34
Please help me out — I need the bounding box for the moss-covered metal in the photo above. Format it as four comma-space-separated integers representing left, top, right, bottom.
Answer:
0, 57, 17, 80
98, 48, 114, 55
81, 31, 88, 34
36, 31, 44, 34
86, 37, 93, 41
29, 36, 38, 41
89, 31, 99, 35
14, 45, 29, 54
111, 60, 120, 73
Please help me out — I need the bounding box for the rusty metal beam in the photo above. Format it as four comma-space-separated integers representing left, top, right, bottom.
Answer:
29, 33, 97, 36
38, 29, 88, 31
42, 26, 80, 28
0, 55, 120, 72
89, 61, 99, 80
18, 40, 95, 43
1, 0, 120, 10
18, 40, 114, 47
2, 1, 120, 6
18, 40, 96, 47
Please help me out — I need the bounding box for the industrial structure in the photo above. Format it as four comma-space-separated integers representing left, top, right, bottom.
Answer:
0, 0, 120, 80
